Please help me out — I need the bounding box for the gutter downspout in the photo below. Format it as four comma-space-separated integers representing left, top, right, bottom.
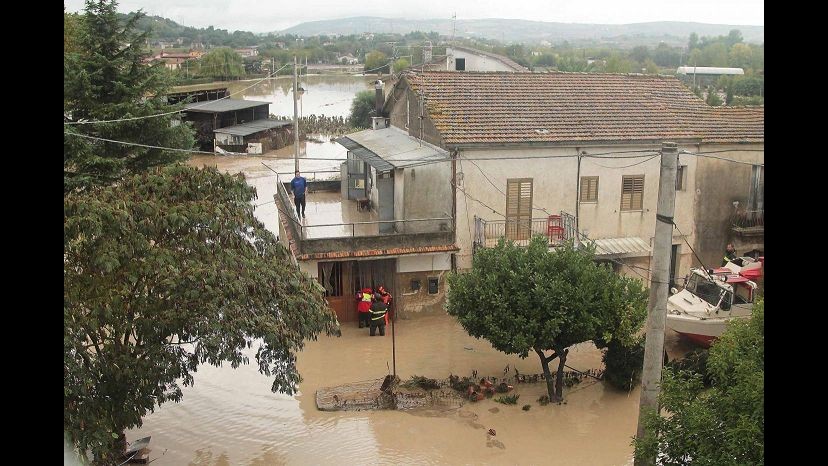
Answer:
451, 149, 458, 272
575, 148, 583, 248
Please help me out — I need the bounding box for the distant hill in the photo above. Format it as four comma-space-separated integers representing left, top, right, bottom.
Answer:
279, 17, 764, 45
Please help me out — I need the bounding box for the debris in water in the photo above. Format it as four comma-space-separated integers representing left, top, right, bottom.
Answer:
464, 346, 474, 351
487, 428, 497, 436
488, 407, 500, 414
522, 404, 531, 411
494, 394, 520, 405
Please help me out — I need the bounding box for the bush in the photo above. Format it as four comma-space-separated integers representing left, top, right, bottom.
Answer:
602, 338, 644, 391
348, 90, 375, 129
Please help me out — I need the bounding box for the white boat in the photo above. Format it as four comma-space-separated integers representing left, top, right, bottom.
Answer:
666, 261, 760, 347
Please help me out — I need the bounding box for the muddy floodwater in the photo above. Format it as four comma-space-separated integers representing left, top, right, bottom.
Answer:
128, 309, 695, 465
129, 75, 697, 465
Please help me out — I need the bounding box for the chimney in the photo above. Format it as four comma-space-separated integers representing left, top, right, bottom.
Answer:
374, 79, 384, 117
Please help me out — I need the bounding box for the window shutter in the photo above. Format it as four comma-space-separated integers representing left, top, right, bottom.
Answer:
506, 178, 533, 240
621, 175, 644, 211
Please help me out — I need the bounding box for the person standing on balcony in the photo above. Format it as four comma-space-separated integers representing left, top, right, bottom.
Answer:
290, 170, 307, 219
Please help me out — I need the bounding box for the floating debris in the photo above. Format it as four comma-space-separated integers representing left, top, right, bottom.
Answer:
522, 404, 531, 411
494, 394, 520, 405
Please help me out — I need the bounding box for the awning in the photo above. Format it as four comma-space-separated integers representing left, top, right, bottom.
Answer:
585, 237, 651, 259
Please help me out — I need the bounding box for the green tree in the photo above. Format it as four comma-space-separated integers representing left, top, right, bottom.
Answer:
630, 46, 650, 64
364, 51, 389, 73
393, 57, 410, 73
446, 238, 647, 401
634, 301, 764, 465
642, 58, 659, 74
199, 47, 245, 80
557, 55, 594, 72
63, 0, 195, 192
688, 32, 700, 50
348, 89, 376, 129
706, 86, 722, 106
728, 43, 753, 69
64, 165, 340, 464
604, 54, 634, 73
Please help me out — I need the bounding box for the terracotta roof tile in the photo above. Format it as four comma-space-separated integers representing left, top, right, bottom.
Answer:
297, 245, 459, 261
403, 71, 763, 145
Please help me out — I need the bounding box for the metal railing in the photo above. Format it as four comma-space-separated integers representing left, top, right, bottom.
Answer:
473, 212, 575, 249
274, 173, 453, 242
732, 209, 764, 228
277, 170, 341, 181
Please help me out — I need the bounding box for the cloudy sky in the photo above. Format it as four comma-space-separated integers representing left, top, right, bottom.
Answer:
64, 0, 764, 33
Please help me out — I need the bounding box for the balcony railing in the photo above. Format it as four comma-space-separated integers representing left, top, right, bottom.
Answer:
473, 212, 576, 250
274, 173, 454, 255
732, 209, 764, 229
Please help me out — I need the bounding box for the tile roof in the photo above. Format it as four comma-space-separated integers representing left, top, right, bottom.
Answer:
403, 71, 764, 145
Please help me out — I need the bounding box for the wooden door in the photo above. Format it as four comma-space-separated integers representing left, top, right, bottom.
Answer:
319, 261, 355, 322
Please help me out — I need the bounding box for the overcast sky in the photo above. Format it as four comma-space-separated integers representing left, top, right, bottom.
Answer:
64, 0, 764, 33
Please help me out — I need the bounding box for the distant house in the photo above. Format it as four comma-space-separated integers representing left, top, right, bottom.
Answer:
444, 45, 529, 72
338, 54, 359, 65
235, 47, 259, 58
150, 52, 192, 70
181, 99, 292, 152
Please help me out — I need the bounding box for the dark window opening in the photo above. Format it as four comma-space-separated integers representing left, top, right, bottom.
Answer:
455, 58, 466, 70
428, 277, 439, 294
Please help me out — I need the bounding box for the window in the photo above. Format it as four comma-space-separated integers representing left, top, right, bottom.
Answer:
675, 166, 686, 191
455, 58, 466, 70
621, 175, 644, 211
506, 178, 533, 240
580, 176, 599, 202
428, 277, 439, 294
318, 262, 343, 297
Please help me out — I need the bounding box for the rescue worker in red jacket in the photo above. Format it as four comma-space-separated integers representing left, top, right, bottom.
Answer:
356, 287, 373, 328
377, 285, 393, 325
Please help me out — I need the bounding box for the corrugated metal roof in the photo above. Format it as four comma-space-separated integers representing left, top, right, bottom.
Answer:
336, 126, 449, 173
587, 237, 651, 258
183, 99, 271, 113
214, 119, 292, 136
676, 67, 744, 75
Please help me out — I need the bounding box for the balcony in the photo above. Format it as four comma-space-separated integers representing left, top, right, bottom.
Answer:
274, 173, 454, 258
473, 212, 576, 250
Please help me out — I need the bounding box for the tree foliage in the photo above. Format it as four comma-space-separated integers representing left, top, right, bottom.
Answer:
348, 89, 376, 129
63, 0, 194, 192
634, 300, 764, 465
364, 51, 389, 73
64, 165, 340, 463
446, 238, 647, 401
199, 47, 246, 80
393, 58, 410, 73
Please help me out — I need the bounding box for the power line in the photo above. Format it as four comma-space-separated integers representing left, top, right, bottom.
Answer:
680, 149, 764, 167
64, 62, 292, 126
585, 154, 660, 169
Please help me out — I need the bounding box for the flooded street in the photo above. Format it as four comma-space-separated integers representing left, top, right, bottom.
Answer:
127, 75, 697, 465
128, 312, 664, 465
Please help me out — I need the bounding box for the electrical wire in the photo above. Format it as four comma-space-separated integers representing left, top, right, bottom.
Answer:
585, 153, 660, 169
680, 149, 764, 167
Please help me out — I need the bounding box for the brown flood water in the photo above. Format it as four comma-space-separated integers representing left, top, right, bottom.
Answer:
127, 306, 695, 465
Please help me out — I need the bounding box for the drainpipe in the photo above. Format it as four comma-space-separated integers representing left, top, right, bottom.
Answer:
451, 149, 458, 265
575, 149, 583, 248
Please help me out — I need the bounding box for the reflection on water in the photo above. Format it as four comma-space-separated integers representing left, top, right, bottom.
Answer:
127, 312, 677, 465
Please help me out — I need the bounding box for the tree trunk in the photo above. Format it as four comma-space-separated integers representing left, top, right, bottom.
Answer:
93, 431, 126, 466
555, 351, 568, 401
538, 351, 556, 401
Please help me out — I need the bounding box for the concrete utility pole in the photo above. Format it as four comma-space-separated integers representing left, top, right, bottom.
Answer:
293, 55, 300, 173
634, 141, 678, 465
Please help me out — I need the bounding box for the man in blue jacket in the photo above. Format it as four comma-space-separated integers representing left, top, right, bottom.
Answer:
290, 170, 307, 219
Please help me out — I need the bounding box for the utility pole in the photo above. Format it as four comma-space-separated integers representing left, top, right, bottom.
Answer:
293, 55, 299, 172
634, 141, 678, 466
